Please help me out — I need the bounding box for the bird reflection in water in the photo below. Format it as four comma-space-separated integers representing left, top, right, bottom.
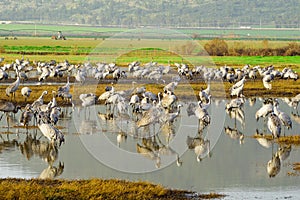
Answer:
267, 152, 281, 178
39, 162, 64, 179
0, 133, 19, 153
0, 100, 22, 132
266, 144, 291, 178
136, 137, 161, 168
186, 130, 211, 162
225, 98, 245, 129
117, 132, 127, 147
136, 132, 182, 168
255, 130, 273, 149
19, 133, 59, 163
79, 119, 98, 135
291, 112, 300, 125
276, 144, 292, 163
224, 126, 244, 144
18, 131, 64, 179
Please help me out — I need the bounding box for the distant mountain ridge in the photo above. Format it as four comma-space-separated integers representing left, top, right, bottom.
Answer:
0, 0, 299, 28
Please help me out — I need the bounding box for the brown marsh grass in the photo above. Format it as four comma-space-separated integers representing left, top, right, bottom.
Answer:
0, 178, 225, 200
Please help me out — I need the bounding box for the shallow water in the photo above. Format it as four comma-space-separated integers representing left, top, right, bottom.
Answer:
1, 98, 300, 198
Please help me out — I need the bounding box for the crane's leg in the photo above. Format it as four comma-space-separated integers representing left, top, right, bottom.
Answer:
0, 112, 4, 121
6, 114, 10, 132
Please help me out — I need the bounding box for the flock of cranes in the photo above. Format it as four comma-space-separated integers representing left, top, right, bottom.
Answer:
0, 57, 299, 177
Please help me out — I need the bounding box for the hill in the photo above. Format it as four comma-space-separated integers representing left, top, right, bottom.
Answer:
0, 0, 299, 28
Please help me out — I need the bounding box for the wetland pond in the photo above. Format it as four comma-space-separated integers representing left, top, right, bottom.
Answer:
1, 98, 300, 199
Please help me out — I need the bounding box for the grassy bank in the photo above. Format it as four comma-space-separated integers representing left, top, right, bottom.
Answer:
0, 178, 225, 199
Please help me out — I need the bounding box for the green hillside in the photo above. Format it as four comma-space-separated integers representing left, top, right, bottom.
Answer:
0, 0, 299, 28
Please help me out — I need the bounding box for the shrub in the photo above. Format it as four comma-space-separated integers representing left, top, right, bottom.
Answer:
204, 38, 228, 56
284, 42, 300, 56
0, 46, 5, 53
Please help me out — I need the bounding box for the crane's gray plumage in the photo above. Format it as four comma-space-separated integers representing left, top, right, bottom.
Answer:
136, 106, 163, 128
0, 100, 21, 116
6, 70, 20, 99
230, 77, 245, 97
255, 99, 273, 121
20, 104, 34, 129
274, 102, 292, 132
158, 91, 177, 110
80, 93, 97, 107
262, 74, 274, 90
38, 120, 65, 146
58, 76, 70, 94
268, 112, 281, 139
21, 87, 32, 102
199, 83, 211, 104
194, 101, 210, 129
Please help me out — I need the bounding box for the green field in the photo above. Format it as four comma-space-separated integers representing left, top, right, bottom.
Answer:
0, 37, 297, 54
0, 23, 299, 40
0, 37, 299, 72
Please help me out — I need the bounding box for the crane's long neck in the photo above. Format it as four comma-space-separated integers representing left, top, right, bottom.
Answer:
38, 92, 46, 102
273, 105, 280, 115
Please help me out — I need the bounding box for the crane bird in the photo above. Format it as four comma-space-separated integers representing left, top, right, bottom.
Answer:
79, 93, 97, 119
31, 90, 48, 125
6, 70, 20, 100
75, 68, 86, 84
255, 99, 273, 121
199, 83, 211, 104
136, 106, 163, 137
267, 153, 281, 178
268, 112, 281, 139
194, 101, 210, 131
273, 101, 292, 136
163, 81, 178, 93
230, 76, 245, 98
158, 91, 177, 111
262, 74, 274, 90
129, 94, 140, 112
225, 98, 244, 111
58, 76, 70, 94
38, 66, 50, 82
21, 87, 32, 102
0, 100, 21, 129
289, 93, 300, 113
0, 68, 8, 81
38, 117, 65, 147
19, 104, 34, 131
31, 91, 48, 110
160, 104, 183, 124
98, 84, 115, 102
50, 107, 61, 125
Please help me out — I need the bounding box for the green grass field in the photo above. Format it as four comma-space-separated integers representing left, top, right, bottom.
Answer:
0, 37, 299, 71
0, 23, 300, 40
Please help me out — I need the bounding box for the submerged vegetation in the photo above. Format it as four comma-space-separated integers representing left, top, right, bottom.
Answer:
0, 178, 225, 199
